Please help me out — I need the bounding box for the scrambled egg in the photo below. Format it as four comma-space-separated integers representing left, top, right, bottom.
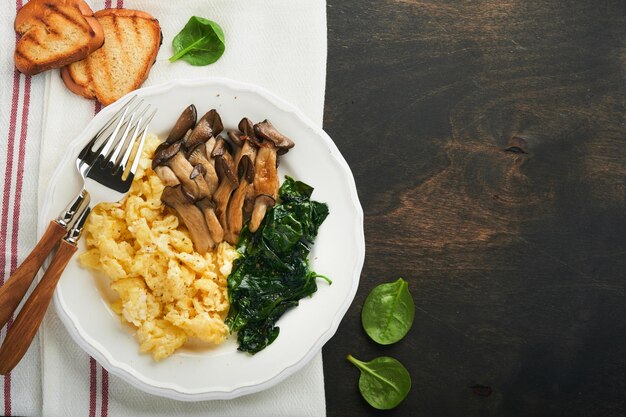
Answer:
79, 135, 238, 360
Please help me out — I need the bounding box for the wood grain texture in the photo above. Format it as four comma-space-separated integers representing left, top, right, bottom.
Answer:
0, 239, 77, 375
0, 220, 66, 330
323, 0, 625, 416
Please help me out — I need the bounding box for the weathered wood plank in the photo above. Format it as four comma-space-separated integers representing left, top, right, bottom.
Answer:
323, 0, 626, 415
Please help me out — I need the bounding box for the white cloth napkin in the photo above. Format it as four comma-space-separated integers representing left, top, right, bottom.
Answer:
27, 0, 327, 416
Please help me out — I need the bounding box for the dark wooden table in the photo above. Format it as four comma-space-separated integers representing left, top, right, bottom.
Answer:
321, 1, 626, 415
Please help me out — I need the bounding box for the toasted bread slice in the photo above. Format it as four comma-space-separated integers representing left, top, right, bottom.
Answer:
61, 9, 161, 105
14, 0, 104, 75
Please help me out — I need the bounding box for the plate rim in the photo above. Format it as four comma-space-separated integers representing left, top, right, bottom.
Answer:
40, 77, 365, 401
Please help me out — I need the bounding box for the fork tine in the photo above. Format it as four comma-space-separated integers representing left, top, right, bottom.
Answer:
93, 96, 138, 143
127, 109, 156, 178
93, 99, 144, 163
106, 112, 136, 169
77, 96, 138, 165
117, 106, 153, 174
114, 105, 151, 168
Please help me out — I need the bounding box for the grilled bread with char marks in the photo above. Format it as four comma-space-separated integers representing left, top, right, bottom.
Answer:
61, 9, 161, 106
14, 0, 104, 75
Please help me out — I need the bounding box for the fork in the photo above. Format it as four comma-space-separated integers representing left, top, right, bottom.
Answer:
0, 97, 156, 374
0, 96, 145, 330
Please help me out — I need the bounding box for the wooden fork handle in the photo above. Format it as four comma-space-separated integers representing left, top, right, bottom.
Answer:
0, 221, 67, 330
0, 239, 77, 375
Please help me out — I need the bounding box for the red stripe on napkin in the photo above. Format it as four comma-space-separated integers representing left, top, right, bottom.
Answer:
3, 379, 9, 417
101, 369, 109, 417
0, 70, 21, 287
11, 74, 31, 274
89, 357, 97, 417
0, 61, 22, 417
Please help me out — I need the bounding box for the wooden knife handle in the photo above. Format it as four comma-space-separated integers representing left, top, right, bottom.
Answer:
0, 221, 66, 330
0, 239, 77, 375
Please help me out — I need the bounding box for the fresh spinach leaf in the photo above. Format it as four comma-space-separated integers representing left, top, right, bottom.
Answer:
362, 278, 414, 344
347, 354, 411, 410
169, 16, 225, 65
226, 176, 329, 353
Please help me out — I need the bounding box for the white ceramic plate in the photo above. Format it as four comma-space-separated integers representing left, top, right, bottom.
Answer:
40, 78, 364, 401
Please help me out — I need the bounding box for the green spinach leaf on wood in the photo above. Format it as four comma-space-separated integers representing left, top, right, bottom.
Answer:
362, 278, 415, 344
347, 354, 412, 410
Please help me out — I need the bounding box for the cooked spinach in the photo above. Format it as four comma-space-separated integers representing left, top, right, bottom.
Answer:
347, 354, 411, 410
362, 278, 414, 345
169, 16, 225, 65
226, 176, 329, 353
